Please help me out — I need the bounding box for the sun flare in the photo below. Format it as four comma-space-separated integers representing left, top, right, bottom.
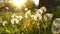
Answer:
12, 0, 26, 7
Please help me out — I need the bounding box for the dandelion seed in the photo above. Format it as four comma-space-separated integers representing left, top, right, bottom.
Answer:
11, 13, 16, 18
53, 18, 60, 27
44, 13, 53, 21
25, 10, 31, 18
3, 21, 8, 26
36, 6, 46, 14
44, 15, 48, 21
51, 25, 60, 34
40, 6, 47, 12
36, 9, 43, 14
11, 17, 19, 24
19, 15, 23, 21
15, 16, 19, 18
34, 13, 42, 20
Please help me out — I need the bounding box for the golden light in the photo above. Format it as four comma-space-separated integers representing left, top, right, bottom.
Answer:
12, 0, 26, 7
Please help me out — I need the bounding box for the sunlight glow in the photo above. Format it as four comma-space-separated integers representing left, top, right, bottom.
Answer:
12, 0, 26, 7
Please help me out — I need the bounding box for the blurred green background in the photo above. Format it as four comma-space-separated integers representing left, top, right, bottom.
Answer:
0, 0, 60, 34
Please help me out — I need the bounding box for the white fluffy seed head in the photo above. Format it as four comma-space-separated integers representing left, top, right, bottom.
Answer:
44, 13, 53, 21
53, 18, 60, 27
51, 25, 60, 34
25, 10, 31, 18
40, 6, 47, 12
11, 18, 19, 24
36, 9, 43, 14
34, 13, 42, 20
3, 21, 8, 26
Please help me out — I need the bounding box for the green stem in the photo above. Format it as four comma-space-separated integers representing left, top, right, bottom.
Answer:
39, 27, 40, 34
26, 26, 29, 34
